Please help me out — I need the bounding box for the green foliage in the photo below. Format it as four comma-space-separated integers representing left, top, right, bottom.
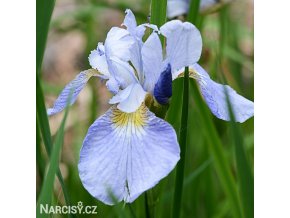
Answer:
150, 0, 167, 27
36, 103, 70, 217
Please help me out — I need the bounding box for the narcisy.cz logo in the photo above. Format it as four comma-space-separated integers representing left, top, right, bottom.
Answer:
39, 201, 97, 215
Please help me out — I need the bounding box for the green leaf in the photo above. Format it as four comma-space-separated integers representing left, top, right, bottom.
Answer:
36, 0, 73, 215
36, 117, 45, 187
172, 67, 190, 218
225, 88, 254, 218
189, 79, 243, 218
150, 0, 167, 27
36, 102, 70, 217
36, 0, 56, 74
188, 0, 201, 24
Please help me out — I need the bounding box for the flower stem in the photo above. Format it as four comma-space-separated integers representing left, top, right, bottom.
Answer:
172, 67, 189, 218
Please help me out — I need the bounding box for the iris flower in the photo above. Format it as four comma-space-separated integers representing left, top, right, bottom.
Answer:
47, 9, 253, 205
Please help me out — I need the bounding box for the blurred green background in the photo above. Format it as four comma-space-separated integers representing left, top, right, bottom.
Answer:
37, 0, 254, 217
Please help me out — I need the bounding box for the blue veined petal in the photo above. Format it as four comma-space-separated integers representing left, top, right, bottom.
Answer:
160, 20, 202, 72
109, 83, 147, 113
191, 64, 254, 123
142, 32, 163, 93
153, 64, 172, 105
78, 104, 180, 205
167, 0, 189, 19
47, 70, 98, 116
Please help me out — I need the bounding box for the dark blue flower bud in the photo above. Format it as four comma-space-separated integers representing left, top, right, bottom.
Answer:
154, 64, 172, 105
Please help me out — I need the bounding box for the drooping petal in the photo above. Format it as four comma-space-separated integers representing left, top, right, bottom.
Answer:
109, 83, 147, 113
167, 0, 190, 19
78, 104, 180, 205
153, 64, 172, 105
47, 70, 98, 116
88, 43, 110, 79
142, 32, 163, 93
191, 64, 254, 123
160, 20, 202, 72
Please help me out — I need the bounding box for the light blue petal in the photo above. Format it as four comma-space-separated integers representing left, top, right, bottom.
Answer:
88, 43, 110, 79
192, 64, 254, 123
129, 41, 144, 82
106, 77, 119, 94
122, 9, 145, 83
47, 70, 94, 116
123, 9, 137, 34
142, 32, 163, 93
78, 105, 180, 205
104, 27, 134, 62
160, 20, 202, 72
109, 83, 147, 113
109, 56, 138, 89
167, 0, 220, 18
167, 0, 189, 18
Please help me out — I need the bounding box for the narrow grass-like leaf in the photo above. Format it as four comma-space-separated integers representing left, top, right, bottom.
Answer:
36, 101, 70, 217
225, 88, 254, 218
36, 0, 73, 214
36, 63, 72, 214
147, 1, 168, 217
188, 0, 201, 24
150, 0, 167, 27
189, 79, 243, 218
172, 67, 190, 218
36, 0, 56, 74
36, 117, 45, 185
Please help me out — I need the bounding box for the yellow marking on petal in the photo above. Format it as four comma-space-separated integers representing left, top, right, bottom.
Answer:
86, 68, 104, 78
177, 68, 201, 80
111, 103, 147, 128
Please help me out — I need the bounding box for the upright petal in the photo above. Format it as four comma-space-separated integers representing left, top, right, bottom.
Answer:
122, 9, 146, 39
109, 83, 147, 113
122, 9, 146, 83
78, 104, 180, 205
88, 43, 110, 79
142, 32, 163, 93
129, 41, 144, 82
191, 64, 254, 123
160, 20, 202, 72
105, 27, 134, 62
123, 9, 137, 34
47, 70, 98, 116
109, 56, 138, 89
